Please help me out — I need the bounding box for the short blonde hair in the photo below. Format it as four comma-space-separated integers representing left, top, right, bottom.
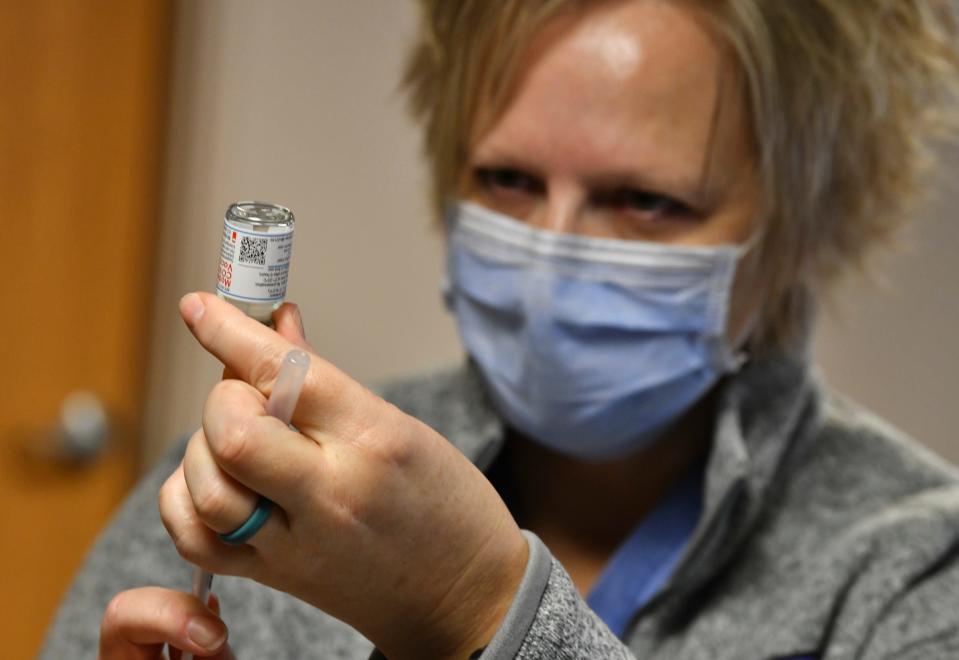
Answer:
403, 0, 959, 349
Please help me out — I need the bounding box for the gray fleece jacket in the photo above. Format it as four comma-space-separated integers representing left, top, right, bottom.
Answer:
41, 343, 959, 659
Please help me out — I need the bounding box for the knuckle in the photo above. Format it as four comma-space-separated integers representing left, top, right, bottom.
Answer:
215, 377, 247, 398
157, 476, 178, 527
193, 476, 231, 526
384, 434, 416, 469
206, 379, 246, 419
216, 417, 254, 468
157, 487, 169, 519
157, 473, 200, 562
357, 420, 417, 473
102, 591, 126, 628
186, 426, 205, 450
206, 390, 256, 468
171, 528, 203, 564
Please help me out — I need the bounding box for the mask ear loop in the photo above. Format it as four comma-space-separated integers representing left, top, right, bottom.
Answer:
440, 199, 462, 311
723, 223, 768, 371
695, 58, 764, 375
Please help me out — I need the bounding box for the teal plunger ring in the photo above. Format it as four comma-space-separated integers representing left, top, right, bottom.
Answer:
218, 495, 274, 545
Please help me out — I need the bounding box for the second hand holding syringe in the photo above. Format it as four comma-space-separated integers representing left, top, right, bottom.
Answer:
184, 348, 311, 660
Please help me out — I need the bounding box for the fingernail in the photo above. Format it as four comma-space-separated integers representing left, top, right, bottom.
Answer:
179, 293, 205, 326
187, 615, 227, 650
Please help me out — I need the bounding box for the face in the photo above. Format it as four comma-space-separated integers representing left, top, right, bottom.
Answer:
460, 0, 764, 341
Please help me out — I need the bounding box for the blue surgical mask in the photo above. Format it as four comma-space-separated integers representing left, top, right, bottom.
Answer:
444, 201, 752, 461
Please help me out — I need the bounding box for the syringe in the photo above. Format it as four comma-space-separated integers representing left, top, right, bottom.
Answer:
183, 348, 311, 660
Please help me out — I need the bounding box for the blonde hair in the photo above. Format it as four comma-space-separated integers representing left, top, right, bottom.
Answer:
403, 0, 959, 349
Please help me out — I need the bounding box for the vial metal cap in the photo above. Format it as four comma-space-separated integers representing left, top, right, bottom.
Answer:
226, 201, 294, 228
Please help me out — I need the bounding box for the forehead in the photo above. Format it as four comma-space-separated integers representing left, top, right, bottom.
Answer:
473, 0, 746, 187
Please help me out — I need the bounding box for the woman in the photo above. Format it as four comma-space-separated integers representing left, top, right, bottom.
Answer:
46, 0, 959, 658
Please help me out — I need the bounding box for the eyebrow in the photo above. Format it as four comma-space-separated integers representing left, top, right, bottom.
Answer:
583, 170, 716, 208
470, 153, 716, 209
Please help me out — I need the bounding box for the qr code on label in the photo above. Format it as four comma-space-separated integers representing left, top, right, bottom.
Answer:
239, 236, 267, 266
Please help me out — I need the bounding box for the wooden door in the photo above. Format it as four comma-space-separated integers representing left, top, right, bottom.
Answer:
0, 2, 171, 656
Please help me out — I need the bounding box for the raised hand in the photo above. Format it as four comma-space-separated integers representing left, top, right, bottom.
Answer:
160, 293, 528, 660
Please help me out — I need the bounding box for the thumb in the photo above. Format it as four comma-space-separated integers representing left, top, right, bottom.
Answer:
100, 587, 230, 660
216, 303, 309, 382
179, 292, 356, 412
179, 292, 300, 391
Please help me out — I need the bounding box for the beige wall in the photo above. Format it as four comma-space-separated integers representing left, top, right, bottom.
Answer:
144, 0, 958, 467
143, 0, 461, 465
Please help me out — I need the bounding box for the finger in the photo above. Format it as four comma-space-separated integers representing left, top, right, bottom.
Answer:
158, 465, 258, 574
179, 292, 364, 425
182, 427, 289, 547
272, 302, 311, 350
208, 593, 221, 616
166, 597, 231, 658
177, 644, 237, 660
201, 379, 326, 509
99, 587, 229, 659
184, 427, 258, 532
168, 646, 236, 660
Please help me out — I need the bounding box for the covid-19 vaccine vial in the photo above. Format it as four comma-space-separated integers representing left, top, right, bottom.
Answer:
216, 201, 295, 323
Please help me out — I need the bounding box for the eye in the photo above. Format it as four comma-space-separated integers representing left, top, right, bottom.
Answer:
597, 187, 693, 221
473, 167, 544, 196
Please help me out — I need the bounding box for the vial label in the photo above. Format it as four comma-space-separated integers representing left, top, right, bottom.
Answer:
216, 220, 294, 302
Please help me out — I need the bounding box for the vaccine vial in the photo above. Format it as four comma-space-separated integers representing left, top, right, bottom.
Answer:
216, 201, 295, 323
